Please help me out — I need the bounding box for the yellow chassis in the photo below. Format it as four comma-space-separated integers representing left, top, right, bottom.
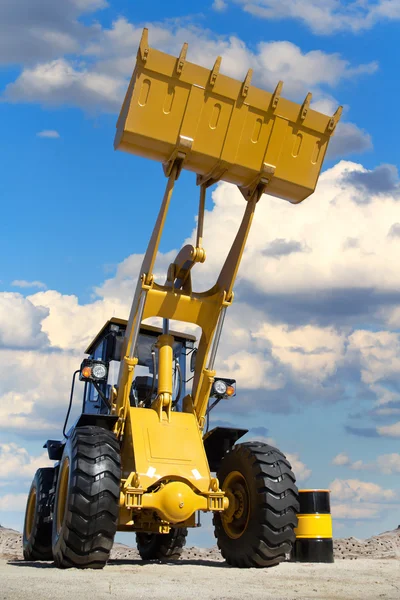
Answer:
108, 29, 340, 532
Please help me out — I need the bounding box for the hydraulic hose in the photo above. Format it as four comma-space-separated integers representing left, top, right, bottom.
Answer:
63, 370, 80, 439
145, 346, 157, 406
172, 358, 182, 407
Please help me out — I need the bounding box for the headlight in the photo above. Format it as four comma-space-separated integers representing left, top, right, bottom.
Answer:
80, 358, 108, 382
210, 377, 236, 399
213, 379, 227, 396
92, 363, 108, 380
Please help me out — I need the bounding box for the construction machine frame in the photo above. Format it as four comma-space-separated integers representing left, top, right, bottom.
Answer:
23, 29, 341, 569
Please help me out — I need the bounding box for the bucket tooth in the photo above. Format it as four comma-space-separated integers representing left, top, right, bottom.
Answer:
210, 56, 222, 87
271, 80, 283, 109
177, 42, 188, 74
300, 92, 312, 120
327, 105, 343, 133
241, 68, 253, 97
138, 27, 149, 63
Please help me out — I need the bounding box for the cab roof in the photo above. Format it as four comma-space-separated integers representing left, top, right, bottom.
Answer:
85, 317, 196, 355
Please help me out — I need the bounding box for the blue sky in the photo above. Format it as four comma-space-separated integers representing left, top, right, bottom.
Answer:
1, 0, 400, 548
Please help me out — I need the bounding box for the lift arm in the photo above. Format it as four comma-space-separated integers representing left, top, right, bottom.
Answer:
112, 28, 342, 430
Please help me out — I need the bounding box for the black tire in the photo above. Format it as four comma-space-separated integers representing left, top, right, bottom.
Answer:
136, 528, 188, 561
52, 426, 121, 569
213, 442, 299, 568
23, 467, 54, 561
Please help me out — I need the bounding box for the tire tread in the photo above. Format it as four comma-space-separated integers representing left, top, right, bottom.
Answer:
136, 528, 188, 561
52, 426, 121, 569
213, 442, 299, 568
23, 467, 54, 561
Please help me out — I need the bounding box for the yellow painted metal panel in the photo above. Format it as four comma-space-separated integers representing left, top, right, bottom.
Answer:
122, 406, 211, 493
115, 29, 341, 204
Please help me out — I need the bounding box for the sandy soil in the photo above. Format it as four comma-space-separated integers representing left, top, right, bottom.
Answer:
1, 527, 399, 599
1, 557, 399, 600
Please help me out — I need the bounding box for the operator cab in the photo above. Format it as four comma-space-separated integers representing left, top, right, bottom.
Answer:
82, 318, 196, 415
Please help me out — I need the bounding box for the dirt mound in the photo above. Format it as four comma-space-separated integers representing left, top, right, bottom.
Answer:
0, 527, 22, 560
1, 525, 399, 562
334, 527, 400, 560
110, 542, 224, 562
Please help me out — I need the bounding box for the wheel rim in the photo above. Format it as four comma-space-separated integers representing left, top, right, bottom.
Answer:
25, 487, 37, 538
221, 470, 250, 540
56, 458, 69, 534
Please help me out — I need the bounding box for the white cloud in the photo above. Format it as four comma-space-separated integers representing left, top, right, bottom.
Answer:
84, 18, 376, 89
12, 280, 47, 289
331, 502, 384, 519
329, 478, 397, 520
213, 0, 228, 10
330, 478, 395, 502
0, 493, 28, 512
286, 453, 311, 482
253, 323, 346, 384
28, 290, 128, 351
0, 443, 51, 481
185, 161, 400, 298
345, 331, 400, 425
327, 122, 373, 159
0, 0, 107, 65
0, 288, 128, 434
4, 58, 125, 113
382, 304, 400, 328
376, 453, 400, 473
332, 452, 351, 466
377, 421, 400, 437
0, 349, 81, 433
0, 293, 49, 349
36, 130, 60, 139
348, 330, 400, 386
332, 452, 400, 474
95, 251, 174, 304
219, 350, 285, 390
231, 0, 400, 34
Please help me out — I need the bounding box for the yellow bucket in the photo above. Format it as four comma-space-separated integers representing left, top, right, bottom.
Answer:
115, 29, 341, 204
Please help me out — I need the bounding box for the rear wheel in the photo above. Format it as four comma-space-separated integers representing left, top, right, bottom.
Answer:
136, 528, 188, 561
23, 467, 54, 561
52, 426, 121, 569
213, 442, 299, 568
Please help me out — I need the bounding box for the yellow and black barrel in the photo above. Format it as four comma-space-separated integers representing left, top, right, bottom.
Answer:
292, 489, 334, 563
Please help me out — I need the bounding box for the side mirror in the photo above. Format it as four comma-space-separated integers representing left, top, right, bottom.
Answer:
190, 348, 198, 373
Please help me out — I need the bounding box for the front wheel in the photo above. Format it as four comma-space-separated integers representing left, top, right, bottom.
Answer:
213, 442, 299, 568
136, 528, 188, 561
52, 426, 121, 569
23, 467, 54, 561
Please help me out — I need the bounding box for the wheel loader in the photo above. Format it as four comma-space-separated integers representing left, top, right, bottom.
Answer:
23, 29, 341, 569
